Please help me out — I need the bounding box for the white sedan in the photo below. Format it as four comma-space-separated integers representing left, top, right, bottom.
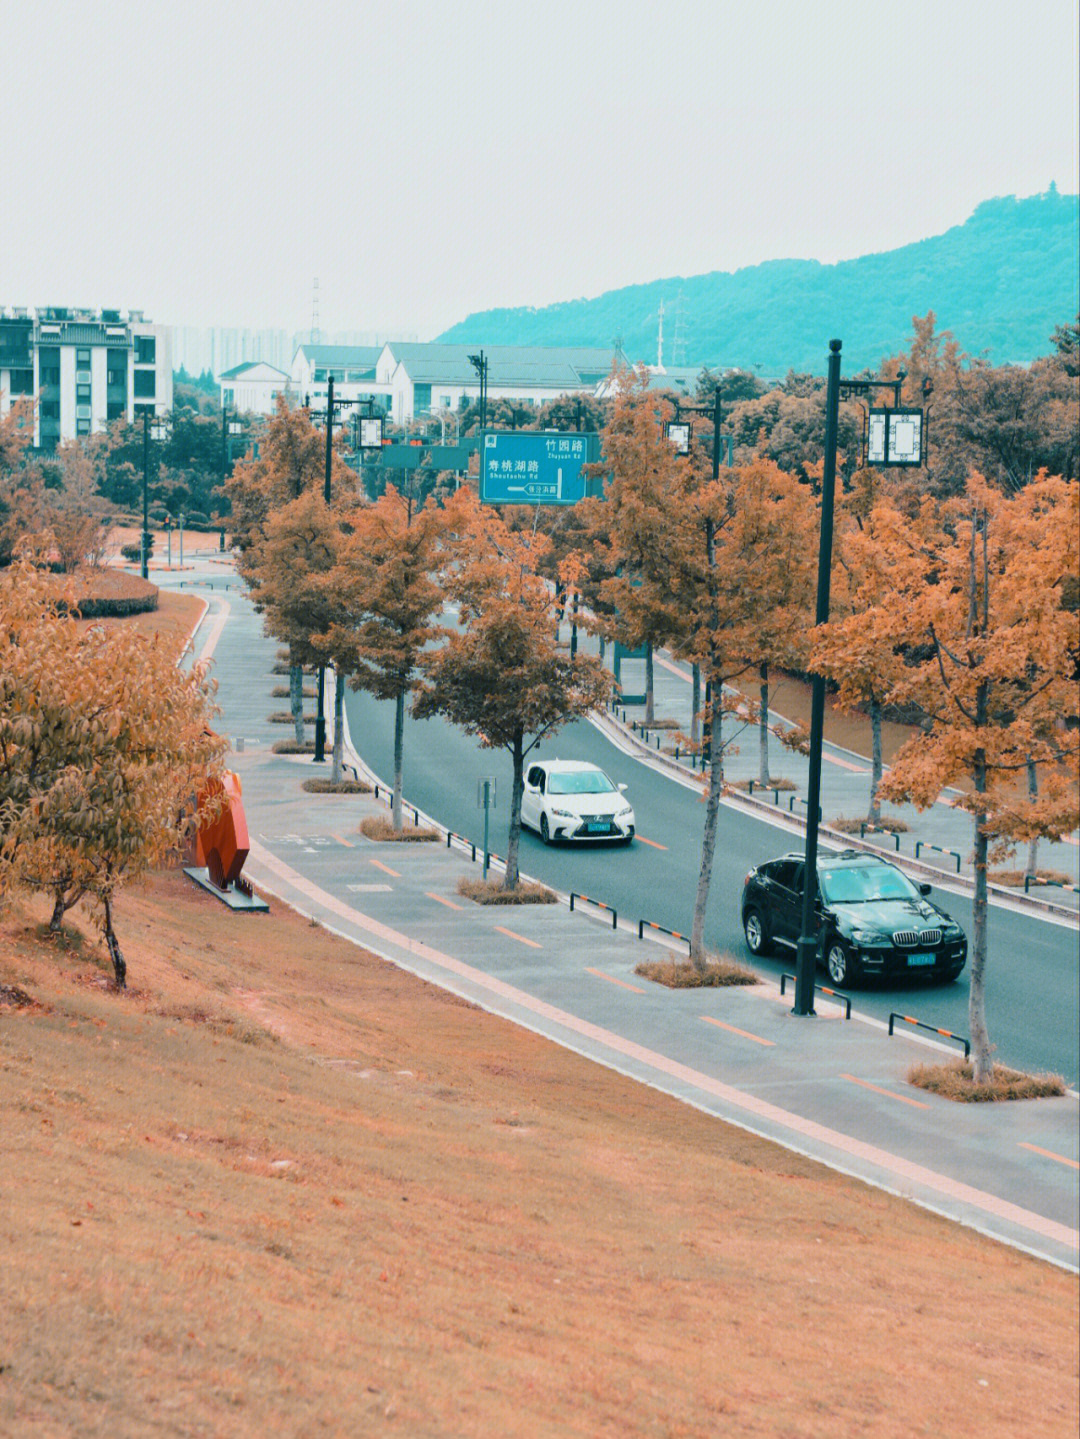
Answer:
520, 759, 635, 844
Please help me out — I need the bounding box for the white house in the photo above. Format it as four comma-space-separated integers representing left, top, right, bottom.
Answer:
218, 360, 291, 416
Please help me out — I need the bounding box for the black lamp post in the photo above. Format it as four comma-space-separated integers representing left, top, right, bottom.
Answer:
468, 351, 488, 432
139, 409, 167, 580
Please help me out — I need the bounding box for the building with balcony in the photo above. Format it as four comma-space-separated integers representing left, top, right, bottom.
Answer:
0, 306, 172, 451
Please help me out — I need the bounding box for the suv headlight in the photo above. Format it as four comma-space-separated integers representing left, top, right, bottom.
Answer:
851, 928, 889, 947
616, 805, 634, 818
551, 807, 575, 818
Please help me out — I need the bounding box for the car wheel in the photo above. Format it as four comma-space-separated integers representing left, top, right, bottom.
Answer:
540, 814, 552, 845
825, 941, 854, 986
743, 907, 772, 957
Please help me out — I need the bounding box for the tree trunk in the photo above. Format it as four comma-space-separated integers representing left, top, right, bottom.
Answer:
504, 733, 525, 890
332, 670, 345, 784
570, 593, 578, 658
690, 701, 724, 969
969, 752, 992, 1083
1024, 757, 1039, 881
758, 662, 771, 787
644, 645, 655, 724
392, 688, 405, 831
289, 649, 304, 745
49, 894, 66, 933
867, 695, 883, 825
691, 664, 701, 744
103, 893, 126, 989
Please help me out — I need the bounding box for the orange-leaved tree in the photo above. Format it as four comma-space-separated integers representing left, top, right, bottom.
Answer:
0, 561, 225, 986
229, 396, 357, 741
326, 487, 447, 829
814, 473, 1079, 1080
415, 488, 611, 888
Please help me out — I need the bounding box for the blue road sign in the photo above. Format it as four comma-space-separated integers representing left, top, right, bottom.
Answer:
480, 431, 599, 505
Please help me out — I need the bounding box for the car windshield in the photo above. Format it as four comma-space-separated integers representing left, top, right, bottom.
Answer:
819, 865, 920, 904
548, 771, 616, 796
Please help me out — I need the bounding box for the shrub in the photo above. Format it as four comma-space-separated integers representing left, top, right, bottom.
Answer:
907, 1059, 1066, 1101
635, 954, 759, 987
360, 816, 438, 842
302, 778, 371, 794
271, 739, 315, 754
268, 712, 316, 725
457, 877, 557, 904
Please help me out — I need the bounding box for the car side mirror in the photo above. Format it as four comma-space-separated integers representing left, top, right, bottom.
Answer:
918, 882, 931, 896
617, 782, 627, 792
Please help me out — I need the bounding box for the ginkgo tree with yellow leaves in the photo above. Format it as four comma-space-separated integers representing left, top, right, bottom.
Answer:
0, 561, 225, 987
415, 488, 611, 889
813, 473, 1079, 1081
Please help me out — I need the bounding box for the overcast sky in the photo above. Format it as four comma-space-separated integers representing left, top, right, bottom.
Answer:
4, 0, 1077, 340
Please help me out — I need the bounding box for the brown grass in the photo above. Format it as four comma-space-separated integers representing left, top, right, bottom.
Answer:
271, 739, 316, 755
301, 778, 371, 795
732, 776, 798, 793
272, 685, 317, 699
635, 953, 760, 987
457, 876, 558, 905
1, 873, 1076, 1438
268, 711, 316, 725
990, 868, 1072, 889
830, 814, 911, 834
907, 1060, 1068, 1102
360, 815, 439, 842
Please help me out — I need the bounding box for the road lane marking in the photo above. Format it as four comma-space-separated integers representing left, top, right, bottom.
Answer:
427, 892, 464, 911
369, 859, 401, 877
331, 833, 354, 848
822, 752, 868, 773
1019, 1142, 1080, 1170
636, 835, 667, 850
494, 925, 541, 949
246, 839, 1080, 1259
840, 1073, 931, 1109
586, 967, 645, 994
347, 883, 392, 893
701, 1016, 775, 1047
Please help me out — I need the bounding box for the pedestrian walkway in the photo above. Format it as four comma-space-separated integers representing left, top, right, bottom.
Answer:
153, 556, 1080, 1273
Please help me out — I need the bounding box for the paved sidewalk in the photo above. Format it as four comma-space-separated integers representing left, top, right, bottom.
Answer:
158, 556, 1079, 1272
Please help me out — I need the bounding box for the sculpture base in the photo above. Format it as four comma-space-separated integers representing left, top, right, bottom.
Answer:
183, 867, 269, 912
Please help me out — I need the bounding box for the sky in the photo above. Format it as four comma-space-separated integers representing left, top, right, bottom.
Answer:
4, 0, 1078, 341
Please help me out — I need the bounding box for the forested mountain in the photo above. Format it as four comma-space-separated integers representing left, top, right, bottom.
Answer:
437, 190, 1078, 374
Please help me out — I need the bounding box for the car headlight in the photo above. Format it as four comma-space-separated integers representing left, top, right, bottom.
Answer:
551, 807, 575, 818
616, 805, 634, 818
851, 928, 889, 947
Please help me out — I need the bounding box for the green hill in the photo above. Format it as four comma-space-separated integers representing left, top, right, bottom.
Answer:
437, 190, 1079, 375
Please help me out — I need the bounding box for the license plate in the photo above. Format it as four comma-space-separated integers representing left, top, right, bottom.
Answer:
907, 952, 936, 967
586, 823, 610, 834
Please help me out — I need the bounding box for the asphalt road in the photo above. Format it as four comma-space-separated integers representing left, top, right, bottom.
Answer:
344, 689, 1080, 1085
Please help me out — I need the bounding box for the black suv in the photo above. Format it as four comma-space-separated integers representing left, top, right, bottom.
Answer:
741, 850, 967, 986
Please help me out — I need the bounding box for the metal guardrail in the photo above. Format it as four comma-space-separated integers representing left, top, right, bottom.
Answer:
860, 822, 900, 851
569, 892, 618, 929
1024, 875, 1080, 895
779, 972, 851, 1019
637, 918, 691, 952
914, 841, 962, 874
888, 1011, 970, 1058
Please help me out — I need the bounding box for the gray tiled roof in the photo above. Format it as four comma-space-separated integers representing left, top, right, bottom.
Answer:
296, 344, 383, 367
219, 361, 289, 380
386, 342, 624, 388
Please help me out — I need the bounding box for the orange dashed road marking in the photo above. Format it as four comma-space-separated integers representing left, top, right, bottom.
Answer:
1019, 1142, 1080, 1170
331, 833, 354, 848
426, 892, 463, 911
822, 752, 868, 773
494, 925, 541, 950
840, 1073, 931, 1110
369, 859, 401, 877
586, 967, 645, 994
701, 1016, 775, 1047
635, 835, 667, 850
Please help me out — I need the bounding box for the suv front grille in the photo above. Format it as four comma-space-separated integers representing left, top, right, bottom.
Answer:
893, 928, 941, 947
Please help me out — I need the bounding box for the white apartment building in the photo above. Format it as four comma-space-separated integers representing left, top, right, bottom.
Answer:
0, 306, 172, 451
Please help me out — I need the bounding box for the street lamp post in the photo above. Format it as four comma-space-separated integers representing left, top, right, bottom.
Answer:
468, 351, 488, 432
791, 345, 927, 1016
140, 410, 167, 580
